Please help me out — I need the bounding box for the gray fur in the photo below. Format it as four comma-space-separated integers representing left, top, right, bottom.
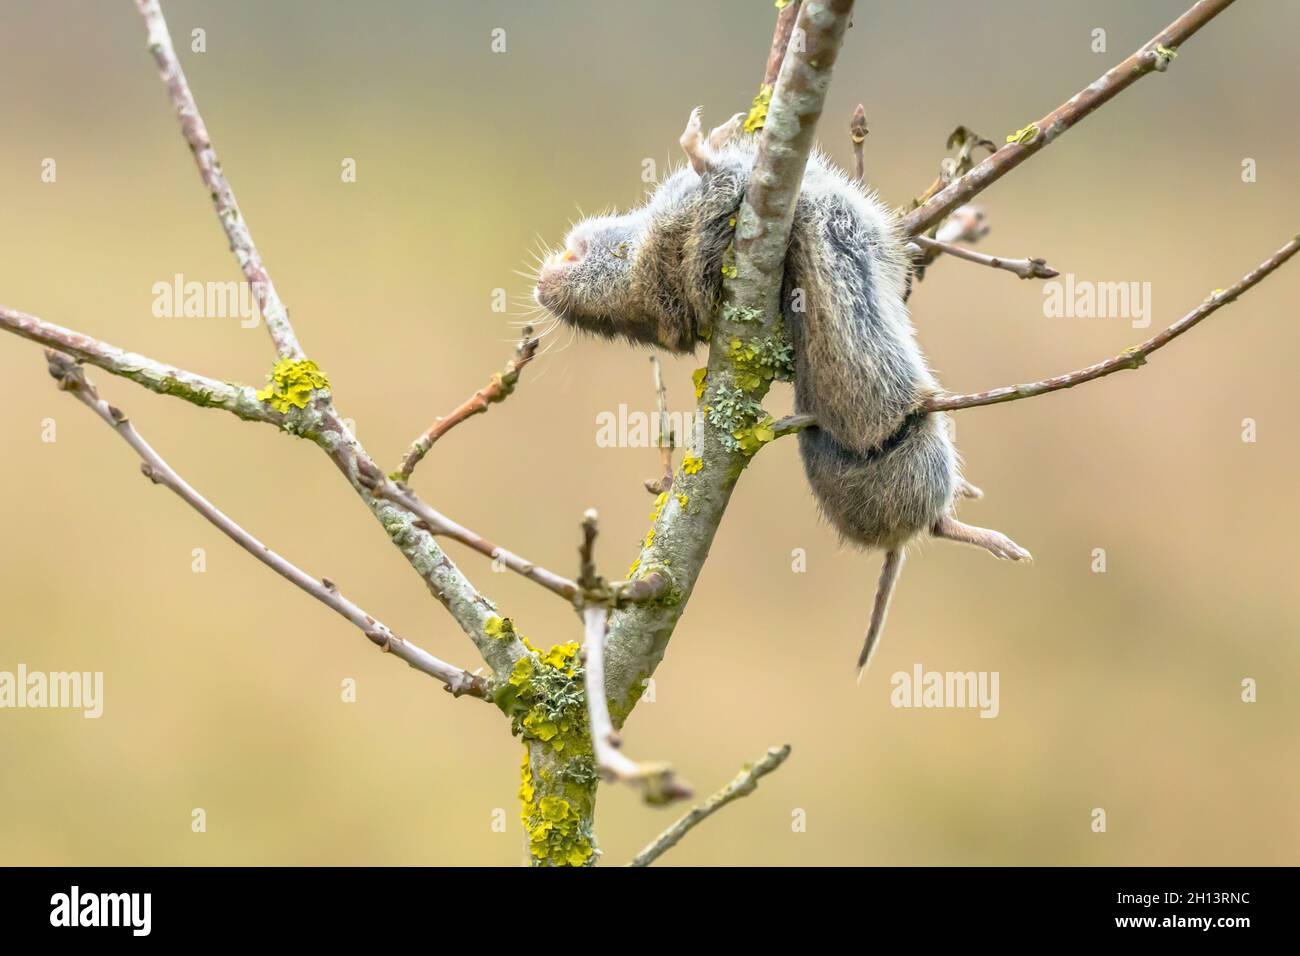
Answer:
535, 135, 959, 554
530, 133, 1034, 671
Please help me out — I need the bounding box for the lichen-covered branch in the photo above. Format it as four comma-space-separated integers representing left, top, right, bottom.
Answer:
44, 351, 488, 699
603, 0, 856, 714
373, 477, 581, 603
131, 1, 526, 677
627, 744, 792, 867
924, 234, 1300, 413
0, 305, 281, 425
395, 331, 539, 482
135, 0, 303, 360
900, 0, 1238, 238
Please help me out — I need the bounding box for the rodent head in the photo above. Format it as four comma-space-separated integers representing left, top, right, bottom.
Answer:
534, 211, 650, 344
533, 160, 748, 355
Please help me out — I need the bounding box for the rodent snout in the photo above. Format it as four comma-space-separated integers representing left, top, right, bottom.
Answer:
535, 232, 588, 302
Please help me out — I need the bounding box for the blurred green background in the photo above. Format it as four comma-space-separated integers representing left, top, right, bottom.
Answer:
1, 0, 1297, 866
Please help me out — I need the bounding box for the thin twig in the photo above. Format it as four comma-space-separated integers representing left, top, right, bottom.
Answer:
910, 235, 1058, 280
901, 0, 1238, 238
578, 517, 690, 806
909, 127, 996, 214
850, 103, 868, 182
44, 351, 488, 699
628, 744, 792, 866
644, 354, 676, 495
135, 0, 302, 360
762, 0, 803, 87
397, 331, 540, 482
367, 475, 579, 602
924, 234, 1300, 412
771, 412, 816, 439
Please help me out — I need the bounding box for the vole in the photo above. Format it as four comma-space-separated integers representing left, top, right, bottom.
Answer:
534, 109, 1030, 675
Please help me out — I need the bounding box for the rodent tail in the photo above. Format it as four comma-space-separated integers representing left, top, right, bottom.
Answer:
856, 548, 905, 682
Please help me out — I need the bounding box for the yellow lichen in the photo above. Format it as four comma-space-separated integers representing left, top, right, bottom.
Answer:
485, 615, 516, 641
256, 358, 329, 413
692, 367, 709, 400
681, 453, 703, 475
743, 84, 773, 134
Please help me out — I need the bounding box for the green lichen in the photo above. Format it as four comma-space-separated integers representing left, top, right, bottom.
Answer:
256, 358, 330, 413
727, 331, 794, 391
720, 303, 763, 325
156, 377, 220, 408
706, 384, 766, 452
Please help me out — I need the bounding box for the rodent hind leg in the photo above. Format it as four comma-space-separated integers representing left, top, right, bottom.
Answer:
708, 112, 745, 151
679, 107, 738, 175
932, 514, 1031, 561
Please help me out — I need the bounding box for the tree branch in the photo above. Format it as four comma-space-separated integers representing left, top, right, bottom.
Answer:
923, 234, 1300, 413
900, 0, 1238, 238
372, 478, 581, 603
603, 0, 856, 715
910, 235, 1058, 280
762, 0, 803, 88
395, 330, 539, 483
131, 0, 527, 677
135, 0, 303, 360
44, 351, 488, 699
0, 306, 281, 425
627, 744, 792, 866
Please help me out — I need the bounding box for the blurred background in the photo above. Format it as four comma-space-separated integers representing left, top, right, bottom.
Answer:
1, 0, 1297, 866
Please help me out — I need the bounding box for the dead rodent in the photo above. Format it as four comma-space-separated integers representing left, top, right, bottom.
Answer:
534, 109, 1030, 674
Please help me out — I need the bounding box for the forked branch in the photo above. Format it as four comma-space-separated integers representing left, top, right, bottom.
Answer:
396, 330, 540, 482
44, 351, 488, 699
900, 0, 1238, 238
628, 744, 792, 866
